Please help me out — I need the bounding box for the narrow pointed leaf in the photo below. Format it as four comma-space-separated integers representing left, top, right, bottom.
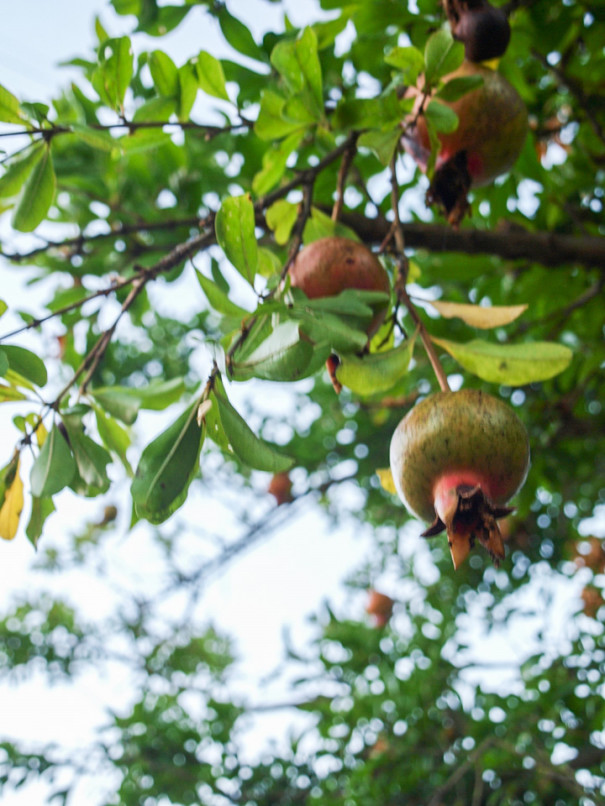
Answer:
196, 51, 230, 101
336, 334, 416, 396
0, 144, 44, 199
432, 337, 573, 385
0, 457, 24, 541
131, 399, 205, 523
149, 50, 179, 97
12, 146, 56, 232
196, 270, 250, 318
93, 406, 133, 475
26, 496, 55, 548
376, 468, 397, 496
212, 377, 294, 473
431, 301, 528, 329
215, 195, 258, 284
30, 426, 76, 498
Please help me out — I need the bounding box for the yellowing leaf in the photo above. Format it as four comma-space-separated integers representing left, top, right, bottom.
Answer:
432, 337, 573, 385
431, 300, 528, 329
376, 468, 397, 496
0, 457, 23, 540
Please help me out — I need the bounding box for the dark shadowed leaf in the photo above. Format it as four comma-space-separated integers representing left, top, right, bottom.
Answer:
131, 398, 205, 523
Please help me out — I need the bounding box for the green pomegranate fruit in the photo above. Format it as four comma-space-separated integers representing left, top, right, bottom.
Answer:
449, 0, 511, 63
403, 61, 528, 223
389, 389, 530, 568
289, 236, 390, 339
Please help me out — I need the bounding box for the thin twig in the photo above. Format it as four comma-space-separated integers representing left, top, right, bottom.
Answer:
331, 134, 358, 222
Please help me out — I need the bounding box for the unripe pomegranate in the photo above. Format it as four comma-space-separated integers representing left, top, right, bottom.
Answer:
449, 0, 511, 63
389, 389, 530, 568
366, 589, 395, 627
403, 61, 528, 223
289, 236, 390, 339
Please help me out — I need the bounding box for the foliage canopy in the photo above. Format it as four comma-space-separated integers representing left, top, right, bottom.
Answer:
0, 0, 604, 804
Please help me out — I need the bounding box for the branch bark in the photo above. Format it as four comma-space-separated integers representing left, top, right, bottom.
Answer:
338, 212, 605, 271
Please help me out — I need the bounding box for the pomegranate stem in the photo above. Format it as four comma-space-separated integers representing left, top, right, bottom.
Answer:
399, 286, 451, 391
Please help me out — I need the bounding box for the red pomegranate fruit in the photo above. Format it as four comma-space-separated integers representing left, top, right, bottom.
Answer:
289, 236, 390, 339
268, 471, 293, 506
389, 389, 530, 568
366, 590, 395, 627
403, 61, 528, 223
447, 0, 511, 63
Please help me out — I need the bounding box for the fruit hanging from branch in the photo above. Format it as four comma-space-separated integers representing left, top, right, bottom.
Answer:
389, 389, 530, 568
444, 0, 511, 63
289, 236, 391, 391
403, 61, 528, 224
289, 236, 390, 338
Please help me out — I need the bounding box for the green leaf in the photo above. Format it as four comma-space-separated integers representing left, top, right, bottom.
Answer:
93, 406, 133, 476
0, 83, 26, 124
149, 50, 179, 97
26, 496, 55, 549
436, 74, 484, 102
0, 144, 44, 199
90, 379, 186, 424
357, 128, 401, 166
0, 384, 27, 402
92, 36, 133, 111
196, 270, 250, 319
384, 46, 425, 84
0, 451, 20, 511
230, 321, 314, 382
424, 29, 464, 85
424, 99, 459, 134
131, 398, 205, 523
217, 6, 267, 63
0, 345, 48, 387
30, 426, 76, 498
177, 62, 199, 120
432, 337, 574, 385
62, 418, 112, 494
12, 145, 56, 232
132, 96, 175, 122
196, 51, 230, 101
266, 199, 298, 245
252, 131, 303, 196
215, 194, 258, 284
0, 351, 7, 377
336, 334, 416, 396
302, 207, 359, 244
212, 376, 294, 472
70, 123, 118, 152
254, 90, 308, 141
271, 27, 323, 116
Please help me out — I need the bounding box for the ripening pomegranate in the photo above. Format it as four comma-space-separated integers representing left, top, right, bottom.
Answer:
389, 389, 530, 568
366, 590, 395, 627
449, 0, 511, 63
268, 471, 293, 506
289, 237, 390, 339
403, 61, 528, 223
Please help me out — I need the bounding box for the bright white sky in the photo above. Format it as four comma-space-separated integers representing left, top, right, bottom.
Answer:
0, 3, 590, 803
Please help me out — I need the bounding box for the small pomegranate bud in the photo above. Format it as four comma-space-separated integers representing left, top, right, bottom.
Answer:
366, 590, 395, 627
268, 472, 293, 506
289, 237, 390, 339
451, 1, 511, 63
389, 389, 530, 568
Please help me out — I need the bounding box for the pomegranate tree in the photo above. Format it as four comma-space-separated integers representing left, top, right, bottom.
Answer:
389, 389, 530, 568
